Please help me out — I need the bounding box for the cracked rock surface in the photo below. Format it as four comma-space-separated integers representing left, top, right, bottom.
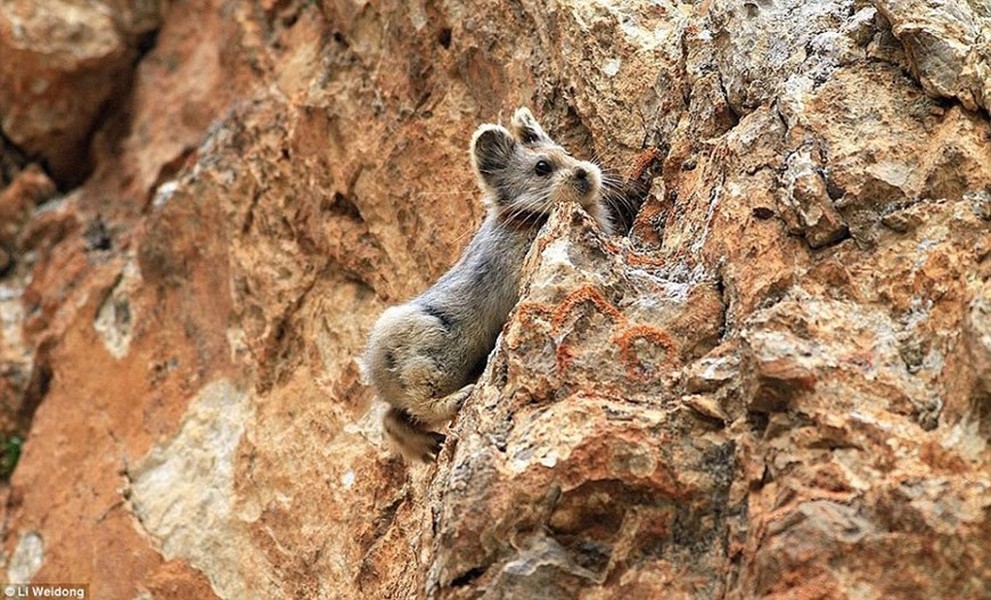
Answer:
0, 1, 988, 598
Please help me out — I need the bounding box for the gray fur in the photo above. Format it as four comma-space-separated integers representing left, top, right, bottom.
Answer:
362, 107, 612, 461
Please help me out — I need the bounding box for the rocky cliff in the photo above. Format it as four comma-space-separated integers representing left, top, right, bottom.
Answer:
0, 0, 989, 598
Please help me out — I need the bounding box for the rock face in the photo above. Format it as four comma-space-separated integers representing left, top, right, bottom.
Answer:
0, 0, 164, 188
0, 1, 989, 599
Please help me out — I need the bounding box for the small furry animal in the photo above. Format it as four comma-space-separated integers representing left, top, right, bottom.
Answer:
363, 108, 613, 461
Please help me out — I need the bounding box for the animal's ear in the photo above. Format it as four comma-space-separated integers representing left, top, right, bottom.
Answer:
471, 125, 517, 183
510, 107, 554, 146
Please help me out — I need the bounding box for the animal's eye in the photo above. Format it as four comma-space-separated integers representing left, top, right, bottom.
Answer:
535, 160, 553, 176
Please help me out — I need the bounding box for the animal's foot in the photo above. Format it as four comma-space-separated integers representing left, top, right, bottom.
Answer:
383, 407, 446, 462
445, 383, 475, 413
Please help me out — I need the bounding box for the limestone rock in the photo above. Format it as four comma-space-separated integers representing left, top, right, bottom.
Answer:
0, 0, 163, 187
875, 0, 991, 112
0, 1, 989, 599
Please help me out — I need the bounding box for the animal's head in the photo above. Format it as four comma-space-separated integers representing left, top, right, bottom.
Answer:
469, 108, 603, 224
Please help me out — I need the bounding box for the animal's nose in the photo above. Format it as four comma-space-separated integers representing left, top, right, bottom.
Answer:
575, 167, 587, 180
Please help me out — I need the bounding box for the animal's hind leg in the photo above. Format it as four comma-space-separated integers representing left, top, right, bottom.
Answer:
383, 384, 476, 462
383, 407, 446, 462
419, 383, 475, 425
